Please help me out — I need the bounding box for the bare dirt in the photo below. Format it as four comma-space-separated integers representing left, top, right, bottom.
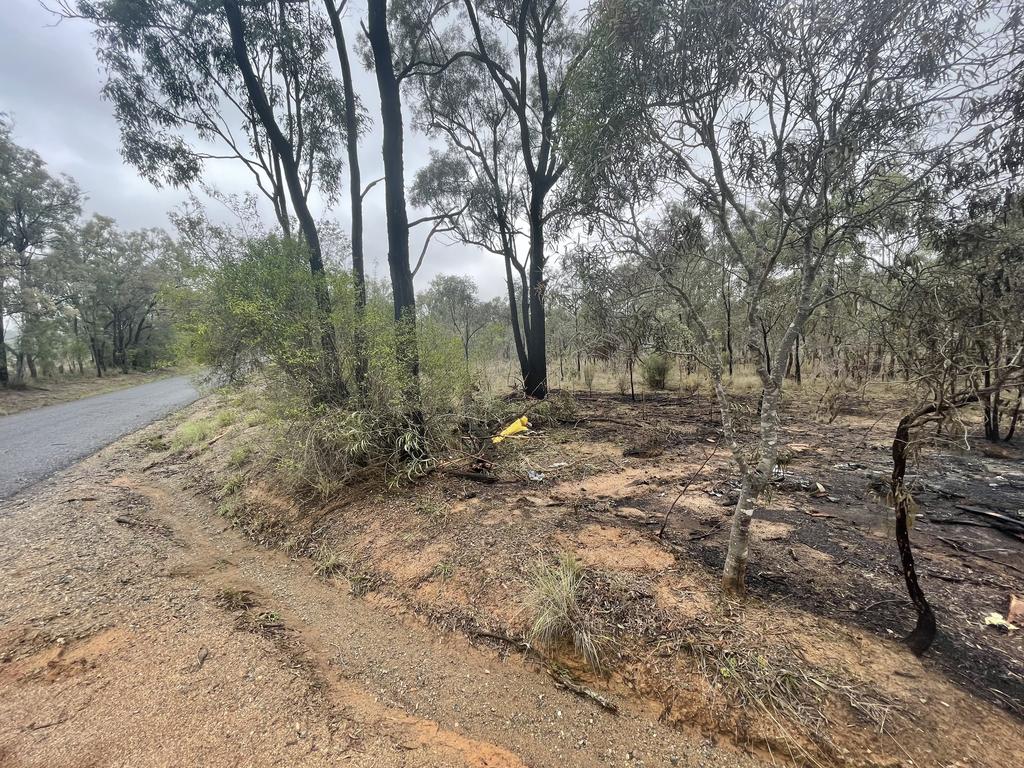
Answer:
2, 383, 1022, 768
171, 383, 1024, 767
0, 411, 766, 768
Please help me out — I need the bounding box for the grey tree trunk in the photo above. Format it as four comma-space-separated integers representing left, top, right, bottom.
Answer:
325, 0, 368, 395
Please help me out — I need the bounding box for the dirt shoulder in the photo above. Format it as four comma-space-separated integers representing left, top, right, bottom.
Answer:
0, 410, 763, 768
0, 369, 181, 417
156, 385, 1023, 768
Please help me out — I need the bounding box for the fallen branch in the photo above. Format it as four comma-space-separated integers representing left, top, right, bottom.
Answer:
953, 505, 1024, 533
546, 666, 619, 714
935, 536, 1024, 575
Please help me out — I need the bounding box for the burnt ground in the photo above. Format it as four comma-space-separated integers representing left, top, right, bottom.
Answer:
572, 390, 1024, 717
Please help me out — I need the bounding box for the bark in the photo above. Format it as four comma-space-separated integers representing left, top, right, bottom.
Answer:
794, 334, 802, 385
367, 0, 420, 396
891, 410, 937, 655
222, 0, 344, 397
0, 303, 7, 386
722, 265, 733, 377
90, 338, 103, 378
1005, 386, 1022, 441
324, 0, 368, 394
504, 254, 529, 382
523, 198, 547, 398
722, 239, 819, 595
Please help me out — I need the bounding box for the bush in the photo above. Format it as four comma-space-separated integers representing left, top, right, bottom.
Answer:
271, 399, 444, 497
616, 372, 630, 396
582, 364, 596, 392
643, 353, 670, 390
528, 390, 579, 427
181, 234, 327, 392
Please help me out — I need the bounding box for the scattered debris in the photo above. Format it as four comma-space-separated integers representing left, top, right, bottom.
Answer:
546, 665, 619, 714
983, 612, 1018, 632
493, 416, 530, 444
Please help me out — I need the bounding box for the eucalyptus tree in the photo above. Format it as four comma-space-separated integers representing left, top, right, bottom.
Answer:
0, 122, 82, 384
405, 0, 591, 398
69, 0, 348, 393
44, 216, 170, 377
420, 274, 499, 365
569, 0, 995, 594
365, 0, 419, 394
408, 39, 530, 389
323, 0, 369, 392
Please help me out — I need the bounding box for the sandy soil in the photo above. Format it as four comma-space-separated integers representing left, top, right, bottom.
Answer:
0, 413, 764, 768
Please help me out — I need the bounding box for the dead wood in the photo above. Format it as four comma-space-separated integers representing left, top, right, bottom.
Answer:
546, 666, 619, 714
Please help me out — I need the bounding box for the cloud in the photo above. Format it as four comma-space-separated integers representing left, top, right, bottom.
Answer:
0, 0, 508, 298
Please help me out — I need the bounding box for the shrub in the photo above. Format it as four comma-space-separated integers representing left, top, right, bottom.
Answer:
273, 400, 442, 497
182, 234, 326, 390
583, 364, 596, 392
529, 390, 579, 427
643, 353, 670, 390
616, 372, 630, 396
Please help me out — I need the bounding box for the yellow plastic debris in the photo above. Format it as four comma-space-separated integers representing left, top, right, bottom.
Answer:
983, 611, 1018, 631
492, 415, 530, 444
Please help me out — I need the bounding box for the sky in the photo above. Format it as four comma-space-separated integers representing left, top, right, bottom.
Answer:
0, 0, 505, 297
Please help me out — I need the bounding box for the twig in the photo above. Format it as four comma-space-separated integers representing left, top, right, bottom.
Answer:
659, 440, 720, 537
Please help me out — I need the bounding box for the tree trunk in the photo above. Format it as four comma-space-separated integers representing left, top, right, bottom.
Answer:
91, 338, 103, 378
504, 254, 529, 383
628, 356, 635, 402
891, 412, 937, 655
721, 474, 765, 595
722, 266, 733, 377
325, 0, 368, 395
794, 334, 801, 385
523, 198, 547, 398
1004, 386, 1022, 441
27, 354, 37, 379
0, 288, 7, 386
223, 0, 343, 397
367, 0, 420, 400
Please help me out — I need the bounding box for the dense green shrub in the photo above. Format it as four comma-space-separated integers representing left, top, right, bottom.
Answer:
182, 234, 323, 389
642, 353, 670, 390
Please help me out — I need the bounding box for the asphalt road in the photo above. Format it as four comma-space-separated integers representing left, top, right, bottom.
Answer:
0, 375, 200, 500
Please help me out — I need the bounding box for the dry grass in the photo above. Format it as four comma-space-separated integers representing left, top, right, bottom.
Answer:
526, 553, 609, 670
171, 418, 216, 452
666, 614, 901, 764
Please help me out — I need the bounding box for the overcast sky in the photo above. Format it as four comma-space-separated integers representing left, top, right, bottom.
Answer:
0, 0, 506, 297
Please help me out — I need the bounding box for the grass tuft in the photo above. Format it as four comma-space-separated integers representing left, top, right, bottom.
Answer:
171, 419, 216, 452
526, 553, 607, 670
